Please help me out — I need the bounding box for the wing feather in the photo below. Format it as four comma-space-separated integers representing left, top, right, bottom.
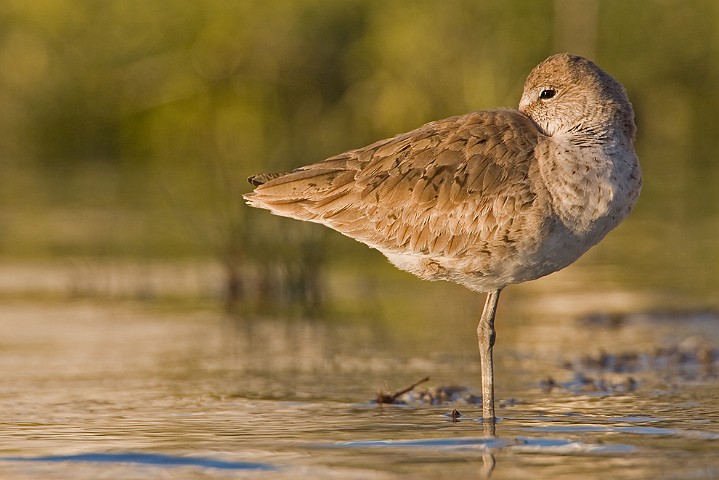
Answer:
244, 109, 542, 257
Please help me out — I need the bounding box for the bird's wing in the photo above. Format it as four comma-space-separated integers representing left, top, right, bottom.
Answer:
244, 109, 542, 258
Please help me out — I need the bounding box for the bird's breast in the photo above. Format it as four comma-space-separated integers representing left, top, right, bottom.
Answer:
537, 137, 640, 243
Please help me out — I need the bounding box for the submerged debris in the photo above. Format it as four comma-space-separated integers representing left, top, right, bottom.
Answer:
448, 408, 462, 422
566, 337, 717, 378
547, 331, 719, 395
373, 378, 483, 406
375, 376, 430, 405
541, 373, 638, 395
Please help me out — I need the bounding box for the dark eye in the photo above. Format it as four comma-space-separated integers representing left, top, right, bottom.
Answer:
539, 89, 556, 100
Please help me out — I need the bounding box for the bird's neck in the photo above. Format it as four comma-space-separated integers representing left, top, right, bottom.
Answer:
537, 132, 640, 239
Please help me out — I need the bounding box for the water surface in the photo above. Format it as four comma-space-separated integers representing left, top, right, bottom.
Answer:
0, 272, 718, 479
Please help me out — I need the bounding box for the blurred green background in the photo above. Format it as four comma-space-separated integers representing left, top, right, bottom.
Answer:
1, 0, 717, 312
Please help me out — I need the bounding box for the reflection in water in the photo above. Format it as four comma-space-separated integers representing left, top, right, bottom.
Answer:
482, 450, 496, 479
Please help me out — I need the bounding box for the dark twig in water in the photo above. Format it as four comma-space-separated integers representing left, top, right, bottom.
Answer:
376, 376, 430, 405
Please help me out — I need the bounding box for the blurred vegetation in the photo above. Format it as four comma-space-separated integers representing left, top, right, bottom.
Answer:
1, 0, 718, 310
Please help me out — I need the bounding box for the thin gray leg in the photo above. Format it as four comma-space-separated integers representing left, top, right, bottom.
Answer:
477, 289, 501, 433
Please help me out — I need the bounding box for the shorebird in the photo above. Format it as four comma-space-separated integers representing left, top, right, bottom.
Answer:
244, 54, 642, 429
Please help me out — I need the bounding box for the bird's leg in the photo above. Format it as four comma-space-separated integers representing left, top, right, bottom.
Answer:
477, 289, 501, 434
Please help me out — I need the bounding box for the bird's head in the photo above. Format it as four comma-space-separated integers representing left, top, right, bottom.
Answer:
519, 53, 635, 144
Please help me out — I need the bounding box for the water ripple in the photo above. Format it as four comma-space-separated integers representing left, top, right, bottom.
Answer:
323, 435, 635, 455
0, 452, 278, 471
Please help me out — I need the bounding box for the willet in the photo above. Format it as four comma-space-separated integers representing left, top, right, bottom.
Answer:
244, 53, 642, 431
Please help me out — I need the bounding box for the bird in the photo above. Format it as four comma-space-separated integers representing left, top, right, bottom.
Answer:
243, 53, 642, 432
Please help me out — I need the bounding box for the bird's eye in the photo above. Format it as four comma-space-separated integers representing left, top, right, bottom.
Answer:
539, 89, 556, 100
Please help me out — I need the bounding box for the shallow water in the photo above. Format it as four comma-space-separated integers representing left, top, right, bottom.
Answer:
1, 274, 718, 479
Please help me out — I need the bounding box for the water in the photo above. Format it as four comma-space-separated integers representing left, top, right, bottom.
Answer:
1, 268, 718, 479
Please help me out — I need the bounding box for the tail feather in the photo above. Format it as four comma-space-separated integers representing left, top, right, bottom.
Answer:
243, 167, 357, 224
247, 172, 290, 186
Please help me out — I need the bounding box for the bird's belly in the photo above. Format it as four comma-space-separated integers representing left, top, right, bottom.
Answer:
381, 214, 611, 293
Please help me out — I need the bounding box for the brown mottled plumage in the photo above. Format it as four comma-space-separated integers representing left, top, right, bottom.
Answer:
244, 54, 642, 431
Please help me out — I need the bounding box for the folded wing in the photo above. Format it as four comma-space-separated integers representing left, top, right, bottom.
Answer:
244, 110, 541, 259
